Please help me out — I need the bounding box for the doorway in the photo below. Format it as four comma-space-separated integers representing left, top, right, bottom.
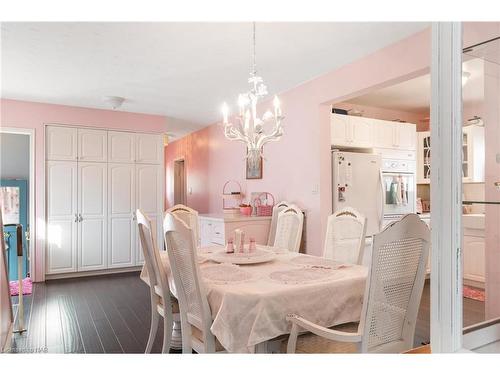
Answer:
173, 159, 187, 205
0, 128, 35, 282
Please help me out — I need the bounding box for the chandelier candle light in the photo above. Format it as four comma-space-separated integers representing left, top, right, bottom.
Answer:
221, 22, 284, 169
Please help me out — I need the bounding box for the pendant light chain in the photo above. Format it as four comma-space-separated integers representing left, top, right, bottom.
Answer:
252, 21, 257, 77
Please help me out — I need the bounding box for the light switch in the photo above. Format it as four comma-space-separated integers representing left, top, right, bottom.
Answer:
312, 184, 319, 195
189, 187, 193, 195
496, 153, 500, 164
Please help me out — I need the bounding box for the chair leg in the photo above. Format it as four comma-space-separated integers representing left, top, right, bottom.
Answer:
146, 310, 160, 353
161, 314, 173, 354
287, 323, 299, 354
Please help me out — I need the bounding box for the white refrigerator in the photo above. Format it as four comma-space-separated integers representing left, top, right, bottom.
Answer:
332, 151, 383, 236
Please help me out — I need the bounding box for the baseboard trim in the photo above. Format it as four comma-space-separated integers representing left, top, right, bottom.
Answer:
45, 266, 143, 280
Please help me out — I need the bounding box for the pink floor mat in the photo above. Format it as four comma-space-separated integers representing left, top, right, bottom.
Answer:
9, 277, 33, 296
463, 285, 485, 302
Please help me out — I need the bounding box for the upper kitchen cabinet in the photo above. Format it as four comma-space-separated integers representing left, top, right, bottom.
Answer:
373, 120, 416, 150
416, 125, 484, 184
46, 125, 78, 161
135, 133, 163, 164
330, 114, 373, 148
77, 128, 108, 162
462, 125, 485, 183
331, 114, 415, 151
108, 131, 136, 163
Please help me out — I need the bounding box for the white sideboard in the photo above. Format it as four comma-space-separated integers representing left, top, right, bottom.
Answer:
331, 113, 416, 151
45, 124, 164, 276
199, 214, 272, 247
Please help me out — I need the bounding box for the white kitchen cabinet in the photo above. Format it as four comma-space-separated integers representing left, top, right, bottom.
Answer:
46, 126, 78, 161
462, 125, 485, 183
331, 114, 373, 148
463, 234, 485, 284
108, 131, 136, 163
331, 114, 415, 150
46, 161, 78, 274
330, 114, 351, 147
78, 129, 108, 162
373, 120, 416, 150
78, 163, 107, 271
417, 131, 431, 184
108, 163, 136, 268
136, 133, 164, 164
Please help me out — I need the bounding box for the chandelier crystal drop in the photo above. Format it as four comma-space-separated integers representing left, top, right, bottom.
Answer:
221, 22, 284, 167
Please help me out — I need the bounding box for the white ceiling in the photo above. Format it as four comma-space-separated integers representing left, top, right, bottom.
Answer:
1, 22, 429, 135
348, 58, 485, 114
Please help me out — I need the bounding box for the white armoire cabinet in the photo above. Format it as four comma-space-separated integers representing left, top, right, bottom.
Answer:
108, 163, 136, 268
46, 161, 78, 273
45, 125, 164, 276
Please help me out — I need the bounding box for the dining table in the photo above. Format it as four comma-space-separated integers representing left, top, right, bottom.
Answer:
141, 246, 368, 353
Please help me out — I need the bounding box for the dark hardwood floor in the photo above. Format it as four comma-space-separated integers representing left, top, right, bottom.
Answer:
8, 273, 485, 353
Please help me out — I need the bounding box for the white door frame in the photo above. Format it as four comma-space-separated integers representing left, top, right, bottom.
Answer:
430, 22, 464, 352
0, 127, 36, 281
173, 157, 187, 205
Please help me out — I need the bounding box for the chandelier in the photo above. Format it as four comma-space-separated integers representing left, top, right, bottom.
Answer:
221, 22, 284, 168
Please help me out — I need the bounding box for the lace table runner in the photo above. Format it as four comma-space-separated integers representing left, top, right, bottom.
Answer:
268, 267, 338, 284
289, 255, 350, 269
202, 264, 254, 284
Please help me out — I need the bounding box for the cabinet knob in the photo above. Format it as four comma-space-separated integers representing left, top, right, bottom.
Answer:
74, 213, 78, 222
494, 182, 500, 190
78, 214, 83, 222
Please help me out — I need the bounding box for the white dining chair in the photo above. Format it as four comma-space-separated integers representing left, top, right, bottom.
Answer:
323, 207, 367, 265
273, 204, 304, 252
137, 209, 174, 354
166, 204, 200, 245
163, 213, 224, 353
286, 214, 430, 354
267, 201, 292, 246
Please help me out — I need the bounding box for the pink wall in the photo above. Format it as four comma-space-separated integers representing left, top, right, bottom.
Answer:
166, 28, 433, 256
164, 126, 210, 213
0, 99, 168, 281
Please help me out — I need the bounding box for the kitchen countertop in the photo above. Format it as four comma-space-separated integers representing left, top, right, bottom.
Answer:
199, 213, 272, 222
419, 213, 485, 230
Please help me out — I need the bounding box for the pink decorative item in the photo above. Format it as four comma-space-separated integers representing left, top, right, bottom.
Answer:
240, 206, 252, 216
9, 277, 33, 296
226, 238, 235, 253
463, 285, 485, 302
254, 192, 275, 217
249, 238, 256, 253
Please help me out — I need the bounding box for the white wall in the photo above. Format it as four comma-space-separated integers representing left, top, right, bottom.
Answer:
0, 133, 30, 181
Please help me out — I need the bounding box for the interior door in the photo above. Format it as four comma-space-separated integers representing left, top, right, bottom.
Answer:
46, 126, 77, 161
78, 129, 108, 162
108, 163, 136, 268
135, 164, 162, 264
46, 161, 78, 274
78, 162, 107, 271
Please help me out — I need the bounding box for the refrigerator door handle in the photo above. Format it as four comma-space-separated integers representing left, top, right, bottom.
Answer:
378, 170, 385, 231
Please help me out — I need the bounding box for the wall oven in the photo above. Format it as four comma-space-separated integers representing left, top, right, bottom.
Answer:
381, 159, 416, 221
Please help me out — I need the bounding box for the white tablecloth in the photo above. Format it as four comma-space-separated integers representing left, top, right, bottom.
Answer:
142, 248, 367, 353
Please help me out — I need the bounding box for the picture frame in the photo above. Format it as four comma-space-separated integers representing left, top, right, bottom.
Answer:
246, 148, 263, 179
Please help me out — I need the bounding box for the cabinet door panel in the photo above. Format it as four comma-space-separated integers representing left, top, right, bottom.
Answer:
46, 219, 77, 273
108, 131, 136, 163
463, 235, 485, 283
331, 114, 351, 147
397, 124, 417, 150
136, 165, 162, 214
78, 163, 107, 271
78, 129, 107, 162
108, 164, 136, 268
373, 120, 395, 149
46, 126, 77, 161
136, 133, 163, 164
46, 161, 77, 274
350, 117, 373, 148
